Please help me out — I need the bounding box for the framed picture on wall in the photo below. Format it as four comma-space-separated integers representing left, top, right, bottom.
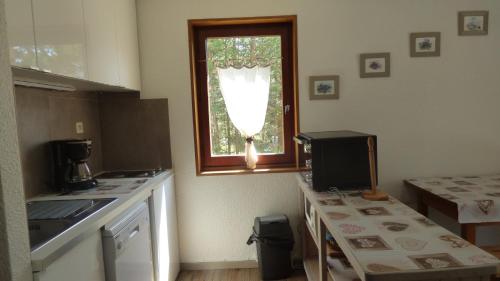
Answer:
309, 75, 339, 100
359, 53, 390, 78
459, 11, 489, 36
410, 32, 441, 57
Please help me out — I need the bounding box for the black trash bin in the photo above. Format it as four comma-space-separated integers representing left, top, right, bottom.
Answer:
247, 215, 294, 280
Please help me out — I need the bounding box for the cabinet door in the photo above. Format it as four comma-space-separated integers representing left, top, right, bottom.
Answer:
32, 0, 88, 79
5, 0, 37, 68
114, 0, 141, 90
165, 175, 180, 281
33, 231, 106, 281
83, 0, 120, 86
149, 175, 180, 281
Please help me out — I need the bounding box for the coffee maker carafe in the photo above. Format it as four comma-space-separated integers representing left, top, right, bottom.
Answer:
51, 139, 97, 190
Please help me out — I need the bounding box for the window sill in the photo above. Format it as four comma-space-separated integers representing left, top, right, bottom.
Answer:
198, 166, 306, 176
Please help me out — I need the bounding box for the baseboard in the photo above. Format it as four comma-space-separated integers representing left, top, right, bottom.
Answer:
180, 260, 258, 271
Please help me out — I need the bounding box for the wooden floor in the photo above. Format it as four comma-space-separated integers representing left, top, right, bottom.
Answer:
176, 268, 306, 281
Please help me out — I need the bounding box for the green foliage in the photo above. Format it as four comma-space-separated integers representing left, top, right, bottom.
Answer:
206, 36, 284, 156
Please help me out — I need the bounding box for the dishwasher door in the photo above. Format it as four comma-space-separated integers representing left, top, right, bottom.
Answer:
103, 202, 154, 281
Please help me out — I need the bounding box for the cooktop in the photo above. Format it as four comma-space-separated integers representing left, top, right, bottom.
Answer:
95, 169, 164, 179
60, 178, 148, 196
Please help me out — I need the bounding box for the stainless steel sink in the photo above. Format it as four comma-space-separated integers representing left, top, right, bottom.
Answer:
27, 198, 116, 250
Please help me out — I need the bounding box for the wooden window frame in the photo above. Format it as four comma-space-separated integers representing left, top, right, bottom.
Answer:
188, 15, 300, 175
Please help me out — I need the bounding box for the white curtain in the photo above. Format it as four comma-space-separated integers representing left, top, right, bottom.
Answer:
217, 66, 271, 169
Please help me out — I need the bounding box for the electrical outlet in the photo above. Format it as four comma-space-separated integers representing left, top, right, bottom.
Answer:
76, 122, 84, 134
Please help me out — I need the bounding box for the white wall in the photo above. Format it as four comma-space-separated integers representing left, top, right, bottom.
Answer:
136, 0, 500, 263
0, 0, 33, 279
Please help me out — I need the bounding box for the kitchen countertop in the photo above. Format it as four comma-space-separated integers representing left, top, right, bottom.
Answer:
28, 169, 173, 272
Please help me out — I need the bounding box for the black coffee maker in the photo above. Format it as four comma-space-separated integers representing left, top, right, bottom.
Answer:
51, 139, 97, 190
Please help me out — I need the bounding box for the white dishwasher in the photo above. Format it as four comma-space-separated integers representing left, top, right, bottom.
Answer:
102, 201, 154, 281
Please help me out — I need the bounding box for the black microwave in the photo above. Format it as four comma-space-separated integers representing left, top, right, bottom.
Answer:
294, 130, 377, 192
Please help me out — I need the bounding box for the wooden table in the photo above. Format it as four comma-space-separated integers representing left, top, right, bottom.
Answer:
298, 175, 499, 281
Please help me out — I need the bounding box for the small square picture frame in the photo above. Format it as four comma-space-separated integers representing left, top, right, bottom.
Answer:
359, 53, 390, 78
309, 75, 339, 100
459, 11, 489, 36
410, 32, 441, 57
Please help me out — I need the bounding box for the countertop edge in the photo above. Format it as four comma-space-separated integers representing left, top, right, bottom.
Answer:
30, 170, 174, 272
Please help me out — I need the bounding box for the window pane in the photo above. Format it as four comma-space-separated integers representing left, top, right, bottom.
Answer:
206, 36, 284, 157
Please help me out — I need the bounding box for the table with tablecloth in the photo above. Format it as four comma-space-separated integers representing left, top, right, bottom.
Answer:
405, 174, 500, 224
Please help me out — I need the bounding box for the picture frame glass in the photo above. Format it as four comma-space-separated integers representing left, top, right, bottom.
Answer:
464, 15, 485, 32
364, 58, 386, 73
314, 80, 335, 96
415, 37, 436, 53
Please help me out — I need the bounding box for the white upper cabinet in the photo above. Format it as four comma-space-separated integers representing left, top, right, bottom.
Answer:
114, 0, 142, 91
5, 0, 37, 68
32, 0, 88, 79
83, 0, 120, 86
5, 0, 141, 90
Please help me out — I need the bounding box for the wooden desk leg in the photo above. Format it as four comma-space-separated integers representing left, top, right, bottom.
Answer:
417, 192, 428, 217
319, 220, 327, 281
461, 224, 476, 244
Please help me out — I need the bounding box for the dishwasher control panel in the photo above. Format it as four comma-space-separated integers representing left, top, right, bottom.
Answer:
111, 211, 148, 256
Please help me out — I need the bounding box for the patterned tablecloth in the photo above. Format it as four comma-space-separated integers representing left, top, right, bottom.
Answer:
298, 175, 499, 281
406, 174, 500, 224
